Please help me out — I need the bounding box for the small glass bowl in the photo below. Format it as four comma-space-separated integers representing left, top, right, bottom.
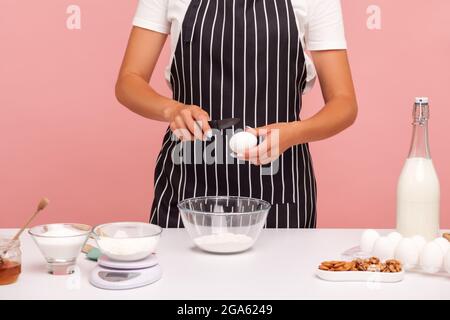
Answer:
92, 222, 162, 262
29, 223, 92, 275
178, 196, 270, 254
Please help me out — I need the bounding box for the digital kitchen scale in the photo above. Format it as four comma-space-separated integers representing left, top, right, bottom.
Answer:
89, 254, 162, 290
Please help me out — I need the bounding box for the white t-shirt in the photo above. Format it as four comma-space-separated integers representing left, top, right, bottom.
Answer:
133, 0, 347, 93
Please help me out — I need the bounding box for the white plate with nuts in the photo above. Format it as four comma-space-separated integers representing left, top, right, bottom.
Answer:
316, 257, 405, 283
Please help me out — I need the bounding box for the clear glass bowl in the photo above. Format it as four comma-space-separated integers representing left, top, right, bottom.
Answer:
93, 222, 162, 262
29, 224, 92, 275
178, 196, 270, 254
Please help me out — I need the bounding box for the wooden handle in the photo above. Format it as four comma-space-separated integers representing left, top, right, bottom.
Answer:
1, 198, 49, 258
13, 210, 39, 241
10, 198, 49, 243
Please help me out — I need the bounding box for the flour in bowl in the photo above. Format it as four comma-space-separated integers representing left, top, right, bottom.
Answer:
97, 230, 160, 261
35, 225, 89, 260
194, 233, 254, 253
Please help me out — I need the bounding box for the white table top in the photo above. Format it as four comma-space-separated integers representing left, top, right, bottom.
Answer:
0, 228, 448, 300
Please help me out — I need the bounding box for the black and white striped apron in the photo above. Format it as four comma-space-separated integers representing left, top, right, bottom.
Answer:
151, 0, 317, 228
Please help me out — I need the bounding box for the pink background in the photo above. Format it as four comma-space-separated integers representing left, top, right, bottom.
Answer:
1, 0, 449, 228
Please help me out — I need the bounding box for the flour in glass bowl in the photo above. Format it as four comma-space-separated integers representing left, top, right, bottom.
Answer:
35, 225, 89, 260
97, 230, 160, 261
193, 233, 254, 253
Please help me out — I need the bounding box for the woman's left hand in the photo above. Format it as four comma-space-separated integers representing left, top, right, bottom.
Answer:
239, 122, 299, 165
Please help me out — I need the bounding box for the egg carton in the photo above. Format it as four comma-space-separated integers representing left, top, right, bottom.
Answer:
344, 230, 450, 275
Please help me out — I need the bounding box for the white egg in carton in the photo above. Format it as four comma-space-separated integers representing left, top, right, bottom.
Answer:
359, 229, 450, 274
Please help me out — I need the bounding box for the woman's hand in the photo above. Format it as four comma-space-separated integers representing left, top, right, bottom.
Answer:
239, 122, 300, 165
239, 50, 358, 166
167, 103, 212, 141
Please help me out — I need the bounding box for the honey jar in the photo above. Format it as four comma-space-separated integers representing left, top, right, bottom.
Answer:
0, 238, 22, 285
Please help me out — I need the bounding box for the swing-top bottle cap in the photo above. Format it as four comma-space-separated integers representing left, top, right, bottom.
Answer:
413, 97, 429, 124
415, 97, 429, 104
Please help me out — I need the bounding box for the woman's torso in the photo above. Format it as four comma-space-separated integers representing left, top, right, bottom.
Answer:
151, 0, 317, 228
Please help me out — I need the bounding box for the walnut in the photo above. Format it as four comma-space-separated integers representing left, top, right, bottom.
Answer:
319, 257, 402, 273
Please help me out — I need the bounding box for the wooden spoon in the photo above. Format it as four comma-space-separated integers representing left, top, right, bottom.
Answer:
1, 198, 49, 260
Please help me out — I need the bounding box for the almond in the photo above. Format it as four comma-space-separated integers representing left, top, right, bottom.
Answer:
319, 256, 402, 273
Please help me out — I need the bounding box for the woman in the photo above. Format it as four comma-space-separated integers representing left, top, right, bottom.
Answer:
116, 0, 357, 228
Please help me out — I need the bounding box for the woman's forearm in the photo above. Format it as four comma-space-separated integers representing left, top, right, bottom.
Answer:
115, 71, 211, 140
286, 50, 358, 146
115, 72, 181, 123
289, 95, 358, 145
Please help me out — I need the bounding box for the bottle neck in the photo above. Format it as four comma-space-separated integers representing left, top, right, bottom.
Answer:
408, 103, 431, 159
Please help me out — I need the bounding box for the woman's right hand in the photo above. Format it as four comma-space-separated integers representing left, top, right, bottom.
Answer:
167, 103, 212, 141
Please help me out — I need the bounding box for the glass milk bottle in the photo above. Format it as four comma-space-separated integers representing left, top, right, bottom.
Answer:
396, 97, 440, 240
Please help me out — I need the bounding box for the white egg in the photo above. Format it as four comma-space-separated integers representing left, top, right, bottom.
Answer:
372, 236, 396, 261
419, 242, 444, 274
229, 131, 258, 154
387, 231, 403, 248
394, 238, 419, 270
412, 235, 426, 252
360, 229, 380, 253
444, 250, 450, 274
432, 237, 449, 254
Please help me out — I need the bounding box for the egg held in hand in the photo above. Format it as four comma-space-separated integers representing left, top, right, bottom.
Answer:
229, 131, 258, 155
